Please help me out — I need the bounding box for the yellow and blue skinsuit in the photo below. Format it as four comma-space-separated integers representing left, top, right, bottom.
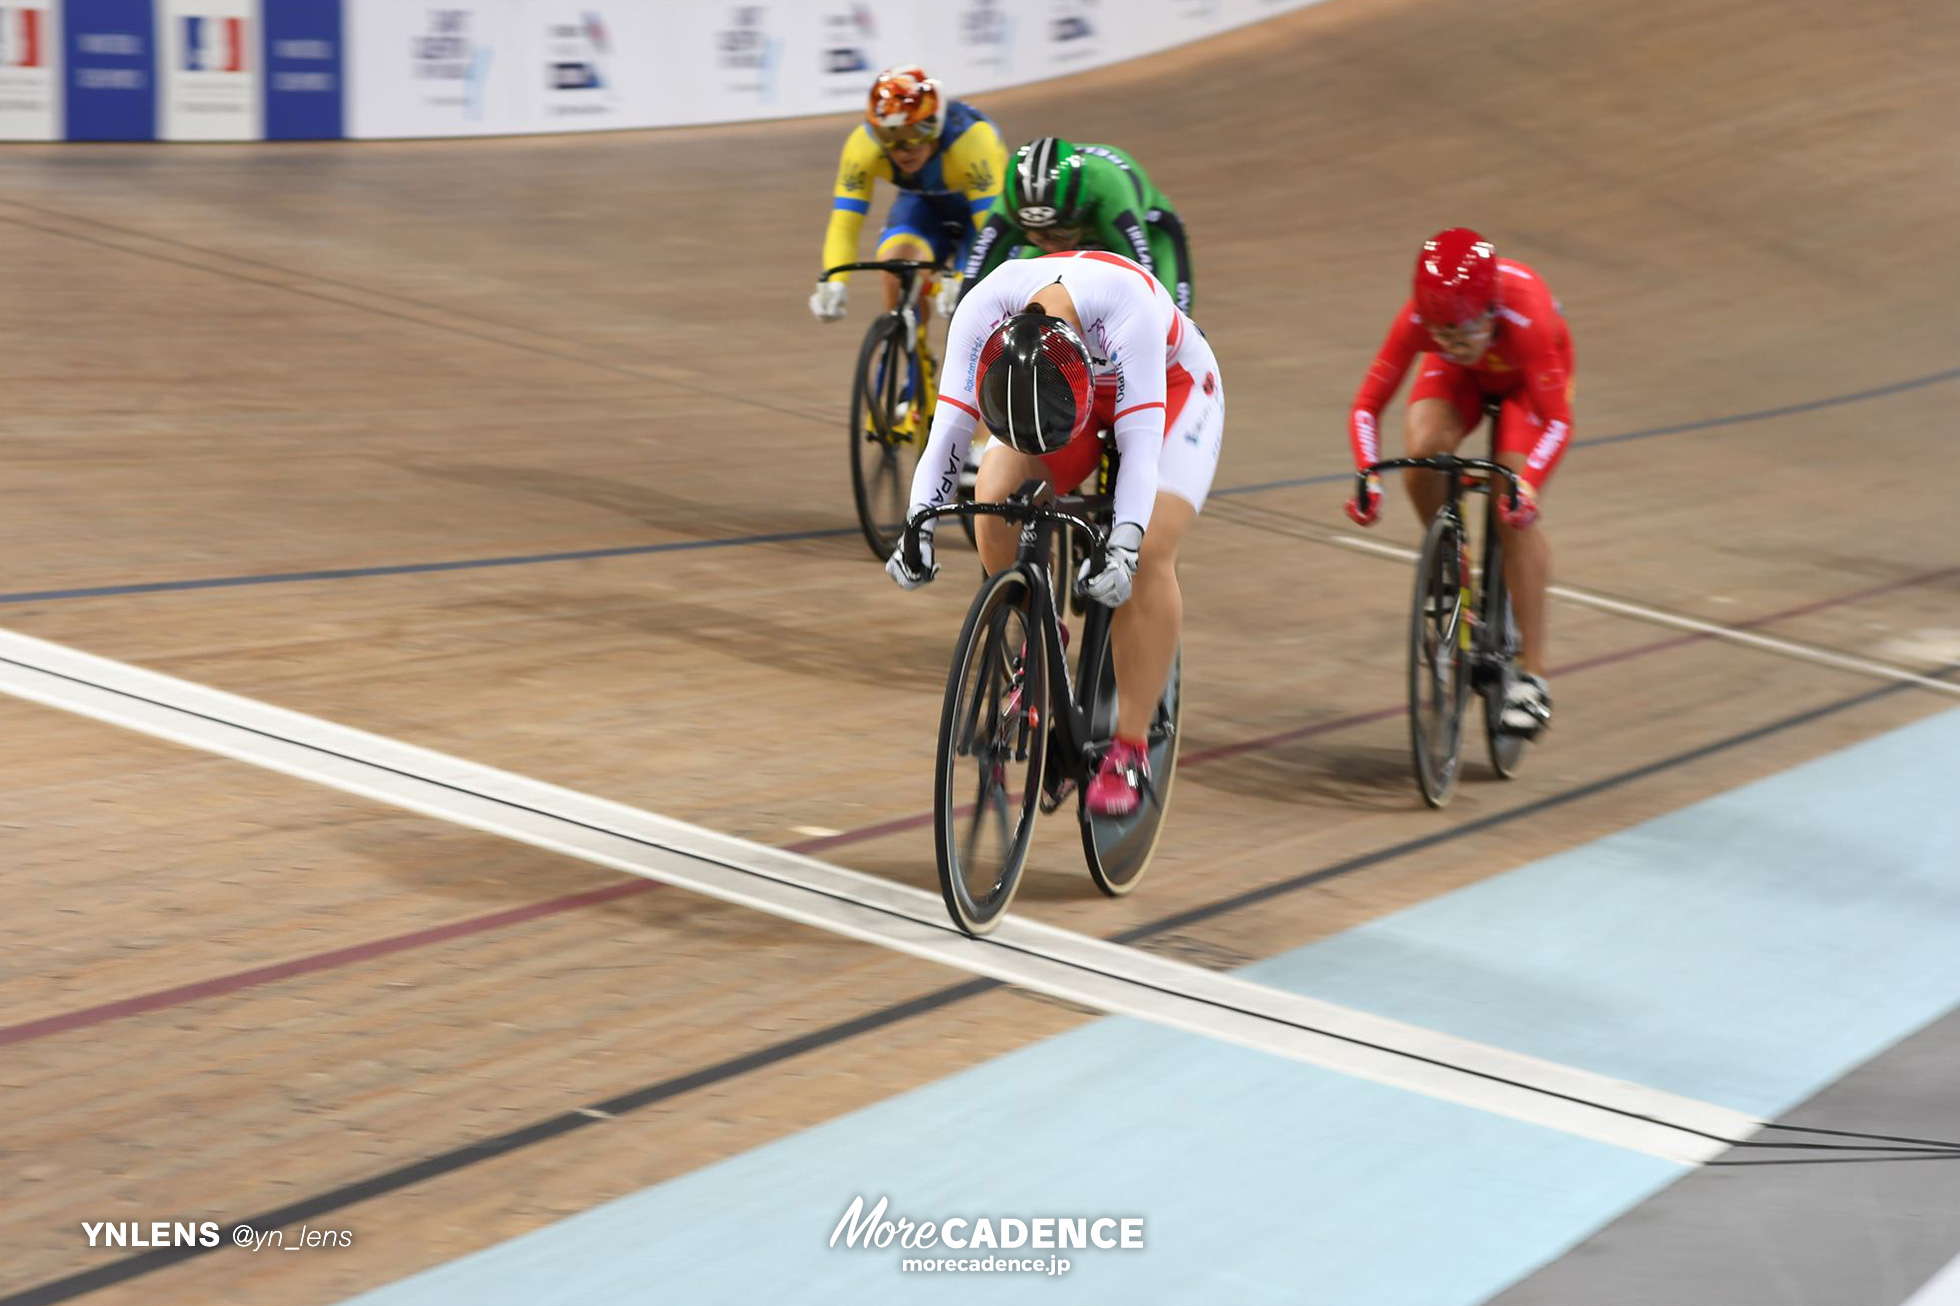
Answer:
820, 101, 1006, 279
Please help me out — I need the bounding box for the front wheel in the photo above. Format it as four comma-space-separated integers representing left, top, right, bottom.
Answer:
935, 566, 1050, 936
1409, 512, 1472, 808
848, 313, 919, 560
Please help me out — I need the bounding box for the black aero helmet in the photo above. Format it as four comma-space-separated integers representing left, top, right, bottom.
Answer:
976, 311, 1095, 455
1006, 138, 1085, 230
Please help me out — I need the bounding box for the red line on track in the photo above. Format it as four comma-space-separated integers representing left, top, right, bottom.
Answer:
4, 563, 1951, 1050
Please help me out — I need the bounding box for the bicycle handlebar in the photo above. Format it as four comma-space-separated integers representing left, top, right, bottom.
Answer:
1362, 456, 1523, 514
820, 259, 941, 281
901, 497, 1109, 577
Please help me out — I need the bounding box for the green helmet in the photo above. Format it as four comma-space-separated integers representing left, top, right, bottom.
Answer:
1005, 137, 1086, 230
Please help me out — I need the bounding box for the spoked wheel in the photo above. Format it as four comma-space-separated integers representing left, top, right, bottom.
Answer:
935, 566, 1049, 936
1409, 513, 1472, 808
1479, 529, 1526, 779
848, 313, 919, 560
1077, 622, 1180, 897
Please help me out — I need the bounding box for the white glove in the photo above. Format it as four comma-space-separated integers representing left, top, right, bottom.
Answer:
886, 529, 937, 590
809, 280, 848, 322
1077, 522, 1142, 607
932, 272, 962, 319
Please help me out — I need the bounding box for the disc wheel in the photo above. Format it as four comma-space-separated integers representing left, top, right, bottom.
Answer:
1409, 513, 1472, 808
1078, 623, 1180, 897
1480, 527, 1527, 779
848, 313, 919, 560
935, 566, 1049, 935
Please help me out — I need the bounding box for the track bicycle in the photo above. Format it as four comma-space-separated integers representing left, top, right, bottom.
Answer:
1358, 451, 1528, 808
902, 464, 1181, 936
820, 259, 972, 559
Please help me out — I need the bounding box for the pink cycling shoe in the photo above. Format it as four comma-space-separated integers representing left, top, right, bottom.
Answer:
1086, 738, 1150, 818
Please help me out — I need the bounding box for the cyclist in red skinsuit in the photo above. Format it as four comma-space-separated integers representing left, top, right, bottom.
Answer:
1344, 228, 1573, 736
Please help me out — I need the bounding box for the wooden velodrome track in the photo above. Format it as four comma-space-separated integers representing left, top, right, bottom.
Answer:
4, 0, 1957, 1301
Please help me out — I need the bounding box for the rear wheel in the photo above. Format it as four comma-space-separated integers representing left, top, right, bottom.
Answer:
1480, 525, 1526, 779
935, 566, 1049, 936
1409, 512, 1472, 808
1078, 618, 1180, 897
848, 313, 919, 560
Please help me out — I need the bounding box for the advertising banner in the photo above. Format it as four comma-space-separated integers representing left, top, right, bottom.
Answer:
63, 0, 152, 140
0, 0, 60, 139
346, 1, 528, 138
262, 0, 340, 139
519, 1, 674, 132
2, 0, 1325, 141
156, 0, 260, 140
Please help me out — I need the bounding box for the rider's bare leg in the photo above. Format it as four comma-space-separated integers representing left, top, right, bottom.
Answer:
1494, 450, 1552, 677
972, 442, 1053, 573
875, 233, 936, 319
1112, 491, 1196, 741
1402, 397, 1467, 523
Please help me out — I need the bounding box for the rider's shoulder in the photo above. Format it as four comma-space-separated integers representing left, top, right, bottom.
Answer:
839, 123, 886, 160
943, 100, 990, 138
1494, 260, 1560, 327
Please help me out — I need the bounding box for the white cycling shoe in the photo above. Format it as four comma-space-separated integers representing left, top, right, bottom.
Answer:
1500, 672, 1552, 737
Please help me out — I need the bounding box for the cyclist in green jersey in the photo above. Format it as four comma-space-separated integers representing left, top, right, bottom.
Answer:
950, 138, 1195, 314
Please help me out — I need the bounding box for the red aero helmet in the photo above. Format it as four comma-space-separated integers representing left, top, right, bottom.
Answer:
1413, 227, 1498, 326
975, 312, 1094, 455
866, 65, 944, 144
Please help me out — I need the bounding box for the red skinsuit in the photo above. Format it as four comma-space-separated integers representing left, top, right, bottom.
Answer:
1347, 258, 1575, 490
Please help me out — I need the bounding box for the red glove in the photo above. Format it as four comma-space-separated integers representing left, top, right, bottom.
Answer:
1496, 478, 1540, 530
1346, 473, 1383, 527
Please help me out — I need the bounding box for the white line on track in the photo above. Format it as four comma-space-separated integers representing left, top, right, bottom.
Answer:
1311, 526, 1960, 698
0, 625, 1754, 1164
1906, 1252, 1960, 1306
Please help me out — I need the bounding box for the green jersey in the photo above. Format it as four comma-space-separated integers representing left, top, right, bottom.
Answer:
960, 143, 1194, 312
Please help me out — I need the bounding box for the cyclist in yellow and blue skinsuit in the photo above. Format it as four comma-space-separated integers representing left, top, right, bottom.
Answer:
808, 65, 1006, 329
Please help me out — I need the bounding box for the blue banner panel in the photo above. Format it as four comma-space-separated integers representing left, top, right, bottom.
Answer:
64, 0, 156, 140
262, 0, 341, 139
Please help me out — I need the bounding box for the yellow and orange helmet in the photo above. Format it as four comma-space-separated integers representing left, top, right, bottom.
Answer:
866, 65, 945, 147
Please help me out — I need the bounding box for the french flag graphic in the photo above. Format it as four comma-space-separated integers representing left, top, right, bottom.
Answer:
182, 15, 246, 72
0, 7, 45, 68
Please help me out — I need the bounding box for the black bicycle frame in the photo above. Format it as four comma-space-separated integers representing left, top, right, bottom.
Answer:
906, 481, 1112, 790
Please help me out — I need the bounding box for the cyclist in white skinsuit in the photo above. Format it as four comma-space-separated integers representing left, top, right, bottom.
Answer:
887, 250, 1224, 816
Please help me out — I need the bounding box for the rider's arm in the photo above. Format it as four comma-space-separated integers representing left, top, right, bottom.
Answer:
1515, 339, 1574, 490
958, 206, 1022, 297
820, 130, 891, 280
1146, 205, 1194, 314
907, 298, 989, 517
1103, 305, 1176, 534
1103, 207, 1157, 273
941, 118, 1008, 266
1348, 302, 1425, 470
